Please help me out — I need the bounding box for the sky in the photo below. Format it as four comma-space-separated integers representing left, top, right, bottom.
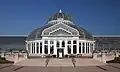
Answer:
0, 0, 120, 35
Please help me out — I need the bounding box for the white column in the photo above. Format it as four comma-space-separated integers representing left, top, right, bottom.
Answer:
48, 40, 50, 54
64, 40, 67, 55
42, 40, 44, 55
85, 42, 86, 53
33, 43, 34, 53
71, 40, 73, 54
60, 40, 62, 48
30, 42, 32, 53
54, 40, 57, 55
81, 42, 83, 54
31, 42, 33, 53
77, 40, 79, 54
35, 42, 37, 54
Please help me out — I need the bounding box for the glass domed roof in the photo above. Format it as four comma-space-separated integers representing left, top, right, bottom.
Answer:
27, 10, 94, 41
48, 10, 73, 22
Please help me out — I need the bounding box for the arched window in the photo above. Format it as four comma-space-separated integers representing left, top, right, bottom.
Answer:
73, 45, 77, 54
57, 41, 59, 47
68, 41, 71, 44
73, 40, 76, 44
62, 41, 65, 47
67, 45, 71, 54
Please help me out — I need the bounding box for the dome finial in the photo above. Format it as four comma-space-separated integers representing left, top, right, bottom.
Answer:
59, 9, 62, 13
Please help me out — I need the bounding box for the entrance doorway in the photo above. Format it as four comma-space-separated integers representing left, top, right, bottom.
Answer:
57, 48, 64, 58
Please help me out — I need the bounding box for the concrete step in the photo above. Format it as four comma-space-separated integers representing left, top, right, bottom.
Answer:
47, 58, 73, 67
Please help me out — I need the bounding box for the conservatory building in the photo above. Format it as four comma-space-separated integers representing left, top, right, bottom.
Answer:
26, 10, 95, 58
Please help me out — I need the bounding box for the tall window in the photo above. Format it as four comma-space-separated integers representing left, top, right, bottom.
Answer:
33, 43, 35, 53
57, 41, 59, 47
82, 43, 85, 53
86, 43, 88, 53
79, 42, 81, 53
87, 43, 89, 53
32, 43, 34, 53
36, 43, 39, 53
44, 40, 48, 54
50, 45, 54, 54
45, 40, 48, 44
73, 45, 77, 54
67, 45, 71, 54
73, 40, 77, 54
44, 45, 48, 54
73, 40, 76, 44
62, 41, 65, 47
68, 41, 71, 44
50, 40, 54, 54
40, 43, 42, 53
67, 41, 71, 54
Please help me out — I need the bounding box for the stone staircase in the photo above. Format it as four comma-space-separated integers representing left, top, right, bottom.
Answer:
47, 58, 73, 67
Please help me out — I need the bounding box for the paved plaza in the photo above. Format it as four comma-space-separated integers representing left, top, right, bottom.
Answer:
1, 63, 120, 72
0, 58, 120, 72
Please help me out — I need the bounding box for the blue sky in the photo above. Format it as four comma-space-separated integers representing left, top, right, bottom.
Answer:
0, 0, 120, 35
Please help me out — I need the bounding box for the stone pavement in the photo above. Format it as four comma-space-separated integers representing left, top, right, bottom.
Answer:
0, 64, 120, 72
75, 58, 105, 66
14, 58, 46, 66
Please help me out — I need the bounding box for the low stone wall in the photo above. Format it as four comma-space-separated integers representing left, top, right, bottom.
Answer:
4, 53, 28, 63
93, 53, 118, 63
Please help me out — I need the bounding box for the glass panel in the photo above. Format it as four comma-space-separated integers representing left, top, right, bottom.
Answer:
62, 41, 65, 47
73, 45, 77, 54
36, 43, 39, 53
40, 42, 42, 45
34, 43, 35, 53
73, 40, 76, 44
50, 45, 54, 54
50, 41, 54, 44
83, 43, 85, 53
67, 45, 71, 54
68, 41, 71, 44
57, 41, 59, 47
40, 45, 42, 53
32, 43, 34, 53
44, 40, 48, 44
44, 45, 48, 54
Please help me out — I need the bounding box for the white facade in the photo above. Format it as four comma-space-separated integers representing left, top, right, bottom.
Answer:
26, 10, 95, 58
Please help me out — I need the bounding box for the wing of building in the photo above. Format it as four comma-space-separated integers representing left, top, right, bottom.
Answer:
0, 10, 120, 58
